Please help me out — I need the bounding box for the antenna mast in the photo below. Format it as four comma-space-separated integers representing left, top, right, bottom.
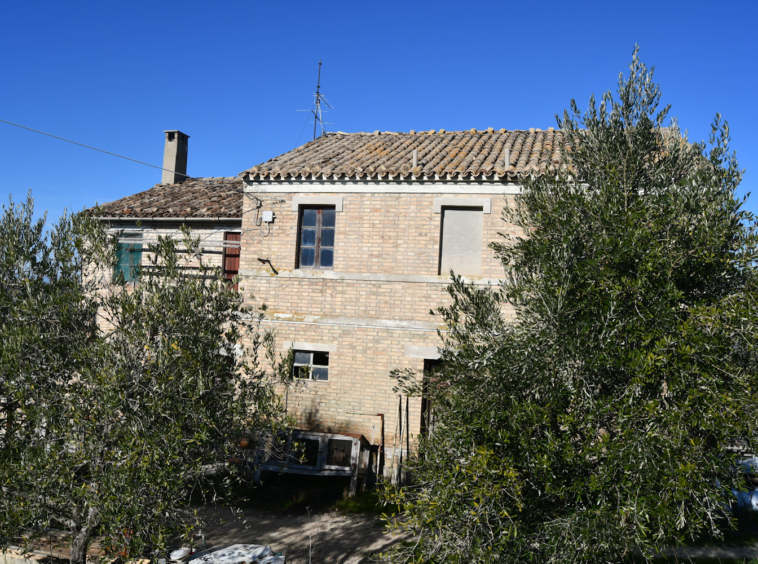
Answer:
311, 61, 331, 139
296, 61, 332, 144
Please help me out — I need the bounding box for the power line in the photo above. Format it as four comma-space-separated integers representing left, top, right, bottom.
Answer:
0, 117, 287, 212
0, 119, 293, 253
0, 118, 189, 179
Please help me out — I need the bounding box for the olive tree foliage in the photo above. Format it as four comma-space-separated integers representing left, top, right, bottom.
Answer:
382, 48, 758, 563
0, 195, 290, 564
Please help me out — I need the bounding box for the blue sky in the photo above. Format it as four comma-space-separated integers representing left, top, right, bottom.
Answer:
2, 0, 756, 224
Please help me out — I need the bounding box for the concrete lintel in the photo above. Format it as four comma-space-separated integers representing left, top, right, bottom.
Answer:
260, 313, 445, 333
291, 196, 344, 211
238, 267, 501, 286
433, 197, 491, 214
404, 345, 441, 359
282, 341, 338, 353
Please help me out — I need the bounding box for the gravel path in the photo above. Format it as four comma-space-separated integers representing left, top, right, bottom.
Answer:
197, 508, 407, 564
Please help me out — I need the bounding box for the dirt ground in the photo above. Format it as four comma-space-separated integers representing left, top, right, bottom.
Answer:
19, 506, 758, 563
197, 507, 758, 563
196, 508, 407, 564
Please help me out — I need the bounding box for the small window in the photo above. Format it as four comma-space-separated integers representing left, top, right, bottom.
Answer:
223, 232, 241, 290
297, 206, 335, 269
115, 233, 142, 282
293, 350, 329, 381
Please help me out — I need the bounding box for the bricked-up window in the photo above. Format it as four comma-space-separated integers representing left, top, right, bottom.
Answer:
293, 350, 329, 381
115, 233, 142, 282
438, 207, 483, 275
297, 207, 335, 269
222, 232, 241, 290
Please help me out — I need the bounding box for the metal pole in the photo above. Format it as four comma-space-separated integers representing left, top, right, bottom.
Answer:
405, 395, 410, 485
313, 61, 322, 140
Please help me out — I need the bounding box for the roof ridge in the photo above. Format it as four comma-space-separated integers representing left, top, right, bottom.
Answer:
328, 128, 556, 136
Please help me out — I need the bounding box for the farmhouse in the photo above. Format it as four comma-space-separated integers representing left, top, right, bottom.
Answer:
97, 127, 563, 471
96, 131, 244, 285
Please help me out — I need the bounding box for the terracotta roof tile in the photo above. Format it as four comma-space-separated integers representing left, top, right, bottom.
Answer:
94, 177, 243, 219
94, 129, 565, 219
240, 129, 563, 181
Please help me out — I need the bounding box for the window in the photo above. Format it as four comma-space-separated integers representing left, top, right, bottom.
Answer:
223, 232, 241, 290
297, 207, 335, 269
115, 233, 142, 282
438, 207, 483, 275
293, 350, 329, 381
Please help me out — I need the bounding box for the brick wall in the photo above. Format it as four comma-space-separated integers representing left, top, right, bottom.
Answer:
239, 185, 520, 451
240, 192, 517, 277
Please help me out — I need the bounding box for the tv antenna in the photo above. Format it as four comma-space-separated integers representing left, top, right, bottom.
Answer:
297, 61, 332, 140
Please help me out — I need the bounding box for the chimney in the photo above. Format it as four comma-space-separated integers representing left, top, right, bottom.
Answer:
162, 130, 189, 184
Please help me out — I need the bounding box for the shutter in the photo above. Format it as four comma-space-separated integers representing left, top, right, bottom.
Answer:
223, 233, 241, 290
128, 240, 142, 281
115, 236, 142, 282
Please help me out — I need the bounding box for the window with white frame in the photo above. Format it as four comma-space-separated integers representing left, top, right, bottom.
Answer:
293, 350, 329, 381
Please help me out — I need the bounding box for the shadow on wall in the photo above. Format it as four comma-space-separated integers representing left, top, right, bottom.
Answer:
291, 403, 362, 436
287, 404, 389, 485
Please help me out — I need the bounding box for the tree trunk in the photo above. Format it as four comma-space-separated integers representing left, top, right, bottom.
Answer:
69, 528, 90, 564
69, 507, 100, 564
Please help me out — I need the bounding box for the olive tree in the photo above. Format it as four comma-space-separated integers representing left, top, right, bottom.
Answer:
0, 196, 289, 564
382, 48, 758, 563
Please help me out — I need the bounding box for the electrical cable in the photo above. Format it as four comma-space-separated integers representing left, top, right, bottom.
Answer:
0, 118, 187, 179
0, 117, 279, 202
0, 117, 287, 233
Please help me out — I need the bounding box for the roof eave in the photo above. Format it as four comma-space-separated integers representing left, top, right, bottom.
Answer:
95, 216, 242, 222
